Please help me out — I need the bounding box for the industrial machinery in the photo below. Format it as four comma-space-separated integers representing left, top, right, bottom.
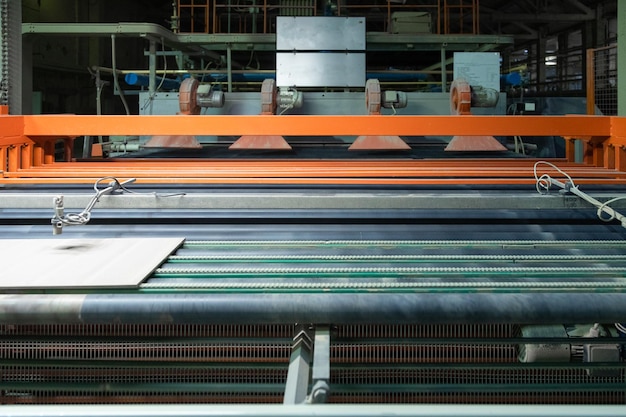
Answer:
1, 5, 626, 417
2, 109, 626, 416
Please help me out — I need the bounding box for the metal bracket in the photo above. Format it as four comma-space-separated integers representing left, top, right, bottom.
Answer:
307, 326, 331, 404
283, 324, 314, 405
283, 325, 331, 405
51, 178, 136, 235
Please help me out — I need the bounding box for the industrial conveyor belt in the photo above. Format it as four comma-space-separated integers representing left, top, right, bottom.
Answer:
3, 238, 626, 325
151, 239, 626, 291
1, 169, 626, 410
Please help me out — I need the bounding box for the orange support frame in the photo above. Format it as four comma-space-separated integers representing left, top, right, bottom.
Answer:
16, 114, 613, 137
0, 113, 625, 185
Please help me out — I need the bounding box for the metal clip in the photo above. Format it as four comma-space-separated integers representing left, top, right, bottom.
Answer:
51, 178, 136, 235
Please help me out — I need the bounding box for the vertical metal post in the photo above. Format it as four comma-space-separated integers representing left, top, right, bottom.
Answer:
440, 46, 447, 92
309, 326, 330, 404
536, 35, 546, 94
474, 0, 479, 34
111, 34, 130, 115
20, 143, 32, 169
0, 146, 6, 172
436, 0, 441, 34
33, 144, 43, 166
7, 144, 18, 172
146, 40, 157, 115
586, 49, 595, 115
43, 141, 55, 165
618, 0, 626, 116
283, 326, 313, 405
557, 32, 567, 92
251, 0, 257, 33
149, 40, 157, 95
227, 0, 232, 34
0, 0, 5, 108
3, 0, 24, 114
443, 0, 448, 34
227, 44, 233, 93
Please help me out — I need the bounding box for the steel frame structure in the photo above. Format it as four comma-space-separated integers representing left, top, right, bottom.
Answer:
1, 110, 626, 185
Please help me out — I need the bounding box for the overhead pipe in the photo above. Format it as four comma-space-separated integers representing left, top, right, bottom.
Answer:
124, 73, 181, 91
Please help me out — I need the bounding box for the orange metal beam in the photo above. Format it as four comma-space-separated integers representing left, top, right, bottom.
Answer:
2, 176, 626, 186
1, 113, 625, 185
0, 117, 24, 144
18, 115, 614, 138
8, 164, 625, 177
5, 159, 626, 184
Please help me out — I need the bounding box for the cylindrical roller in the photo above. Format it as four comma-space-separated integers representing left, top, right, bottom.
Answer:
3, 293, 626, 325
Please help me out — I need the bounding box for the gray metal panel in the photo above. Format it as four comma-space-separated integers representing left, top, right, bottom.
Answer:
0, 238, 183, 288
276, 53, 365, 87
276, 16, 366, 51
0, 190, 621, 211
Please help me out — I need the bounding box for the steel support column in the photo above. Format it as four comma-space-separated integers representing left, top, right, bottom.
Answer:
618, 0, 626, 116
283, 325, 313, 404
309, 326, 330, 404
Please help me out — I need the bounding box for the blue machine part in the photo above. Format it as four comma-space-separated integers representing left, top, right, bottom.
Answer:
501, 72, 523, 86
125, 73, 181, 91
204, 72, 429, 83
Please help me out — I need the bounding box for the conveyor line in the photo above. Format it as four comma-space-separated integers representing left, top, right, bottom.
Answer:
141, 239, 626, 293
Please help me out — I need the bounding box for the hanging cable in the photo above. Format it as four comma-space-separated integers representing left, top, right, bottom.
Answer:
111, 34, 130, 115
141, 38, 169, 112
533, 161, 577, 195
596, 196, 626, 222
533, 161, 626, 228
51, 177, 186, 234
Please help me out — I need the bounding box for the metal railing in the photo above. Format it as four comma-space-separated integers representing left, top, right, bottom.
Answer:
337, 1, 441, 34
178, 1, 451, 34
443, 0, 478, 35
586, 44, 618, 115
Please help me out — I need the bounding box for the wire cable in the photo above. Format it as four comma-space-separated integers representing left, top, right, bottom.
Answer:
94, 176, 186, 198
534, 161, 626, 227
141, 38, 169, 112
52, 177, 186, 233
533, 161, 577, 194
111, 34, 130, 115
596, 196, 626, 222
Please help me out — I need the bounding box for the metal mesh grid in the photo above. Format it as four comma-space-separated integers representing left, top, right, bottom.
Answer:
329, 391, 626, 404
0, 324, 624, 405
279, 0, 316, 16
0, 0, 8, 106
330, 324, 625, 405
591, 44, 618, 115
0, 324, 292, 405
0, 324, 294, 338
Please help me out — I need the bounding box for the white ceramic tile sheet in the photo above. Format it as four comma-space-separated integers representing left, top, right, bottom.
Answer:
0, 238, 184, 289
